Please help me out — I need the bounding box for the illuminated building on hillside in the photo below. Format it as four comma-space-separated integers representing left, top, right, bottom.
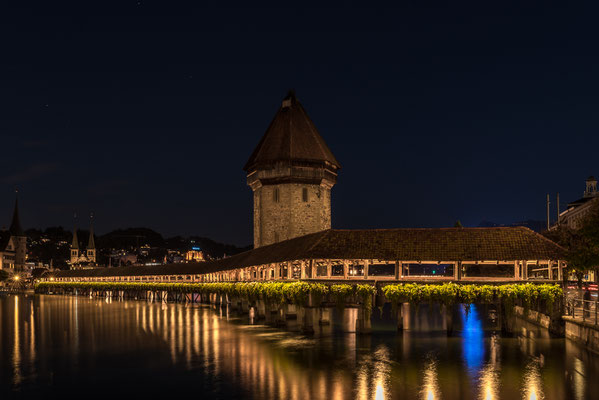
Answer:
186, 247, 205, 262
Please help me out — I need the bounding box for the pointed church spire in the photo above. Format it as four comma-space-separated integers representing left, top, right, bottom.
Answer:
88, 213, 95, 250
71, 214, 79, 249
9, 191, 25, 237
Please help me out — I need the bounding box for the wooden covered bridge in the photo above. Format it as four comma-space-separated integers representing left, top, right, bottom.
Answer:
45, 227, 566, 284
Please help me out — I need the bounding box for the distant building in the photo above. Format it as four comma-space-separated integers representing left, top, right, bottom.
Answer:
185, 247, 205, 262
245, 91, 341, 248
558, 176, 599, 230
70, 218, 97, 269
0, 198, 27, 272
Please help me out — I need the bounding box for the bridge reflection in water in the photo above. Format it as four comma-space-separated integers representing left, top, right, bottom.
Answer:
1, 295, 599, 400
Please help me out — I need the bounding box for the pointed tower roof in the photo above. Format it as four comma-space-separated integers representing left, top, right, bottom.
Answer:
88, 215, 95, 249
9, 196, 24, 237
244, 91, 341, 171
71, 227, 79, 249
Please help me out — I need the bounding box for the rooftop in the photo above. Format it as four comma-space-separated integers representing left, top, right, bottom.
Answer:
53, 227, 565, 278
244, 91, 341, 171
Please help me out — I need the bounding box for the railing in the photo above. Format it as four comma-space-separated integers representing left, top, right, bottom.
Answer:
565, 298, 599, 325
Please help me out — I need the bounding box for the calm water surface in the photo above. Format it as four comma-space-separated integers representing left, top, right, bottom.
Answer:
1, 294, 598, 399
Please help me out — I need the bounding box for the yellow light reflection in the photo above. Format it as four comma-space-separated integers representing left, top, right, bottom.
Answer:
13, 296, 22, 386
522, 359, 544, 400
479, 363, 499, 400
421, 358, 440, 400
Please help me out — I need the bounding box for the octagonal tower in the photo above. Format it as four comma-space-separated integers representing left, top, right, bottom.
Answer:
244, 91, 341, 248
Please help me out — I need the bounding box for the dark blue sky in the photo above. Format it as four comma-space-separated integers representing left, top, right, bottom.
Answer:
1, 2, 598, 245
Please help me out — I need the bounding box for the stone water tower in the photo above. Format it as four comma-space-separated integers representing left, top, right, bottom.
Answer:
244, 91, 341, 248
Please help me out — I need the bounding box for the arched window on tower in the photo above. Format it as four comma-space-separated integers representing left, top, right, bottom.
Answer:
273, 187, 280, 203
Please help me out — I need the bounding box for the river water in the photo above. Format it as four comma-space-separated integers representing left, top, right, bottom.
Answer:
1, 294, 598, 399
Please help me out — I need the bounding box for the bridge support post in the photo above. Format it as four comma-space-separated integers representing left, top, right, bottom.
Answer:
402, 303, 413, 330
397, 303, 404, 331
443, 304, 454, 335
285, 303, 297, 319
255, 300, 266, 320
319, 307, 332, 325
298, 306, 315, 334
240, 299, 250, 314
356, 307, 371, 334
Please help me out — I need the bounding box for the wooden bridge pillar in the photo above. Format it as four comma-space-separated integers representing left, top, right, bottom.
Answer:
343, 261, 349, 279
443, 304, 454, 335
397, 303, 404, 331
356, 307, 371, 334
319, 307, 332, 325
454, 261, 462, 281
255, 300, 266, 320
285, 303, 297, 319
240, 299, 250, 314
298, 306, 316, 334
402, 303, 412, 330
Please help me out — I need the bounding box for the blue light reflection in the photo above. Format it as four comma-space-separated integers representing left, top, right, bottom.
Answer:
460, 304, 485, 375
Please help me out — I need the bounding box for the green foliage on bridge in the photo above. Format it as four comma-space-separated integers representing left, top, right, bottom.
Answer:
34, 281, 377, 310
381, 282, 563, 312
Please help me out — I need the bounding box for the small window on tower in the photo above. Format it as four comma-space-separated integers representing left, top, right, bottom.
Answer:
274, 232, 280, 242
302, 187, 308, 202
273, 187, 280, 203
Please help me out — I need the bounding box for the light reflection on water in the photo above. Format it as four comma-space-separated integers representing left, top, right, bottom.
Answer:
1, 294, 599, 399
421, 357, 440, 400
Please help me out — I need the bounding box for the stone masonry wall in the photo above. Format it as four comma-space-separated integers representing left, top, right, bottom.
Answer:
253, 183, 331, 248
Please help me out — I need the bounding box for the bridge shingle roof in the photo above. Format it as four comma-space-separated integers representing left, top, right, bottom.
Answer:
53, 227, 565, 278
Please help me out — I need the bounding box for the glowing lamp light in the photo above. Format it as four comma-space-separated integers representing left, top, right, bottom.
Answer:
13, 275, 20, 281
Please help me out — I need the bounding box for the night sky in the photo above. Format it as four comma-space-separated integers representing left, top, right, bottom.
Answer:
1, 2, 598, 245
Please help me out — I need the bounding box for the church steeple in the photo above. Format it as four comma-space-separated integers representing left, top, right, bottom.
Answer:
9, 194, 25, 237
8, 191, 27, 271
87, 214, 95, 249
86, 213, 96, 263
71, 227, 79, 249
70, 215, 80, 265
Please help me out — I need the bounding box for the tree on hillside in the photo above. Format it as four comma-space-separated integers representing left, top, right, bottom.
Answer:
544, 199, 599, 287
0, 269, 9, 282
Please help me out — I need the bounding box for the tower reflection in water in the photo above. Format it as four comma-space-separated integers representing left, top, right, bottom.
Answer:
1, 295, 597, 399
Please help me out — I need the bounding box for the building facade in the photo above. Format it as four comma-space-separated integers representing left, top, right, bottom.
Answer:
245, 91, 341, 248
558, 176, 599, 230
